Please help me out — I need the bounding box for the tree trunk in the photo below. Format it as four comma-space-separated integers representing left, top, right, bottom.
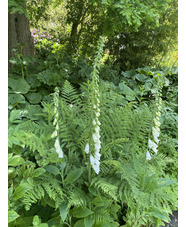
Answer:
8, 6, 35, 70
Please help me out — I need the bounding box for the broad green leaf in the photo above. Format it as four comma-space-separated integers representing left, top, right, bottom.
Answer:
33, 215, 41, 226
73, 206, 94, 218
14, 183, 32, 199
65, 167, 84, 185
135, 73, 147, 81
25, 92, 42, 104
8, 155, 25, 166
119, 82, 134, 96
59, 201, 69, 222
9, 78, 30, 94
8, 210, 19, 223
9, 93, 25, 105
9, 110, 21, 122
58, 162, 66, 171
39, 224, 48, 227
33, 168, 46, 178
84, 215, 94, 227
74, 219, 84, 227
144, 82, 152, 91
44, 165, 60, 175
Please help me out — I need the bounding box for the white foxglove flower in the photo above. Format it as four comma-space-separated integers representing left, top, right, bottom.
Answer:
146, 151, 152, 160
152, 127, 160, 138
148, 139, 158, 154
85, 143, 89, 154
54, 137, 63, 158
90, 155, 100, 174
51, 130, 57, 138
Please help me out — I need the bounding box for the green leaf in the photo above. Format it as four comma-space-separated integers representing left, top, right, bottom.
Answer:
44, 165, 60, 175
65, 167, 84, 185
14, 183, 32, 199
39, 224, 48, 227
8, 155, 25, 166
119, 82, 134, 96
9, 78, 30, 94
33, 168, 46, 178
8, 210, 19, 223
59, 201, 69, 222
74, 219, 84, 227
9, 93, 26, 105
135, 73, 147, 82
73, 206, 94, 218
84, 215, 94, 227
9, 110, 21, 122
33, 215, 41, 226
149, 211, 170, 222
25, 92, 42, 104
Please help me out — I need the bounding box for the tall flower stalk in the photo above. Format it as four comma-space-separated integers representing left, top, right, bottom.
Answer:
84, 36, 105, 177
146, 74, 164, 160
51, 87, 63, 158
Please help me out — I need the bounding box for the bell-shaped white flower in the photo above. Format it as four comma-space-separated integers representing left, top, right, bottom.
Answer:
148, 139, 158, 154
84, 143, 89, 154
54, 137, 63, 158
90, 155, 100, 174
146, 151, 152, 160
51, 130, 57, 138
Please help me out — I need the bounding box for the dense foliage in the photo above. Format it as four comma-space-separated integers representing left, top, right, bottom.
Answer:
8, 0, 178, 226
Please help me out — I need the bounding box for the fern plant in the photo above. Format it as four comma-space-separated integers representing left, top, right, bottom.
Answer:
8, 38, 177, 227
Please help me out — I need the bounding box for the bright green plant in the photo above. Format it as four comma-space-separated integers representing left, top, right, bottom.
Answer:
8, 37, 177, 227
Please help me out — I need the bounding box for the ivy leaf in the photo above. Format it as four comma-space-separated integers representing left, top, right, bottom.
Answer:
73, 206, 94, 218
8, 210, 19, 223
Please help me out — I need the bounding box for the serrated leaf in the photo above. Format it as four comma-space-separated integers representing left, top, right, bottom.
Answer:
59, 201, 69, 222
44, 165, 60, 175
73, 206, 94, 218
33, 168, 46, 178
8, 155, 25, 166
8, 210, 20, 223
65, 167, 84, 185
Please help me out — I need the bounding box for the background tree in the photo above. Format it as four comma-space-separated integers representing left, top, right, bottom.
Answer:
8, 0, 35, 69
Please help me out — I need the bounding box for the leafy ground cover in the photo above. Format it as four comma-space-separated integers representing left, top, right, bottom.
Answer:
8, 35, 178, 227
